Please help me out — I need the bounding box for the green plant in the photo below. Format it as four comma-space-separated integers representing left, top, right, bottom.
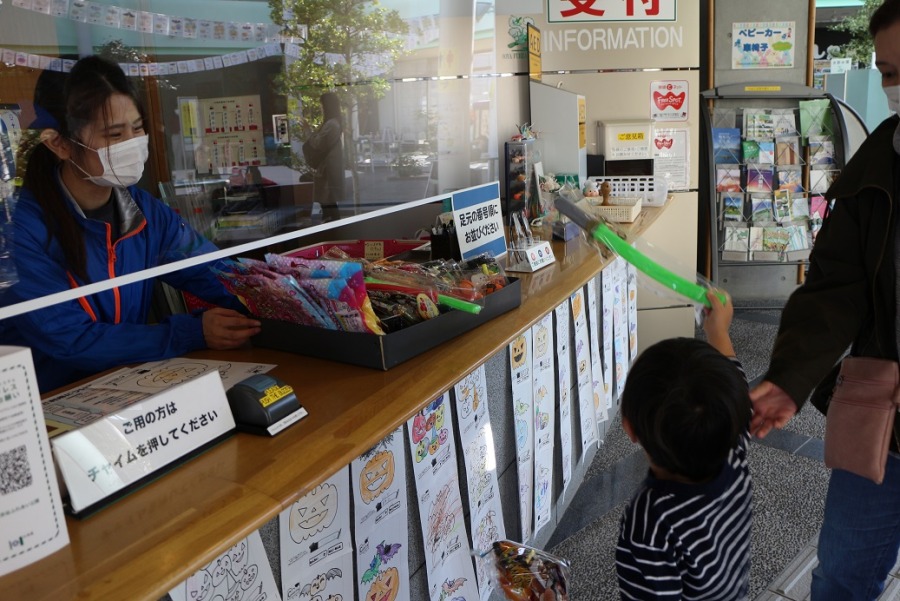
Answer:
392, 152, 429, 177
828, 0, 882, 67
269, 0, 409, 203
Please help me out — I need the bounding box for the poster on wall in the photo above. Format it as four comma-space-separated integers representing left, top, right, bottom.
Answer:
732, 21, 795, 69
195, 94, 266, 174
278, 467, 355, 601
611, 258, 630, 396
453, 365, 507, 601
650, 80, 688, 122
599, 273, 615, 409
407, 394, 480, 601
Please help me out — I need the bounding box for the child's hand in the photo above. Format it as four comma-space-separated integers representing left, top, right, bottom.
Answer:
703, 289, 736, 357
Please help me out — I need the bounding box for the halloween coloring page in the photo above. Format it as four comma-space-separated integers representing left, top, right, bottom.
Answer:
508, 331, 534, 543
351, 427, 411, 601
407, 393, 479, 601
279, 467, 353, 600
531, 312, 555, 533
612, 258, 630, 397
554, 301, 574, 498
627, 262, 639, 363
571, 287, 598, 453
600, 271, 615, 407
586, 278, 609, 430
453, 365, 507, 601
169, 530, 280, 601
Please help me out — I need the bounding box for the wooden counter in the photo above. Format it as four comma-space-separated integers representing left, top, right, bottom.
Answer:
1, 205, 668, 601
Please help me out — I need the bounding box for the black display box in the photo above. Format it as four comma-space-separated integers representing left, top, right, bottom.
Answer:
252, 277, 521, 370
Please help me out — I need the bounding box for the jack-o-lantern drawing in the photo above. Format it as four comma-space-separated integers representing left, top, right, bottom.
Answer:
534, 325, 549, 357
510, 334, 528, 369
571, 293, 583, 319
366, 566, 400, 601
185, 568, 213, 601
359, 450, 395, 504
289, 482, 339, 543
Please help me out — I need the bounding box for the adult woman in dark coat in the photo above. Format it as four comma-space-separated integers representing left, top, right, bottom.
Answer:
302, 92, 344, 222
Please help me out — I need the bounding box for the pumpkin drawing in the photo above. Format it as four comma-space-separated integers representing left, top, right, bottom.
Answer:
289, 482, 339, 543
359, 450, 395, 504
365, 566, 400, 601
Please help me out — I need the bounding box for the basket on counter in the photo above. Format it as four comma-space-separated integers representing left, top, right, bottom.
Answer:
584, 175, 668, 207
585, 196, 643, 223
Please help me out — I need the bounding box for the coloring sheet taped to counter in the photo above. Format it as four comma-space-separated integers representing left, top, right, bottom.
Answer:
351, 426, 411, 601
532, 312, 556, 533
508, 330, 534, 543
555, 301, 575, 498
279, 467, 354, 601
571, 287, 598, 452
454, 364, 506, 601
407, 393, 479, 601
170, 529, 280, 601
587, 278, 608, 430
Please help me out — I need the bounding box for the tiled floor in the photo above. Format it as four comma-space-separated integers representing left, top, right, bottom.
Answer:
546, 307, 878, 600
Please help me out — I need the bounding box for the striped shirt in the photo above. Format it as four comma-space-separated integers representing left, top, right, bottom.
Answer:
616, 358, 752, 600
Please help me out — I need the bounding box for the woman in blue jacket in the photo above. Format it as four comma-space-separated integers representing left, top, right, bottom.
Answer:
2, 56, 261, 393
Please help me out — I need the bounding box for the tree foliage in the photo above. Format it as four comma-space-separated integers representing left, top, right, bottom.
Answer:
269, 0, 408, 189
828, 0, 881, 66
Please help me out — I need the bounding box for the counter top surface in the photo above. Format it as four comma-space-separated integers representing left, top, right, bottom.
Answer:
1, 206, 668, 600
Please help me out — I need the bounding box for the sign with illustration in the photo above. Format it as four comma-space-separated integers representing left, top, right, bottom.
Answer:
352, 426, 411, 601
407, 394, 480, 601
611, 258, 630, 396
279, 467, 354, 601
170, 529, 280, 601
454, 365, 507, 601
650, 79, 688, 122
599, 272, 615, 407
732, 21, 795, 69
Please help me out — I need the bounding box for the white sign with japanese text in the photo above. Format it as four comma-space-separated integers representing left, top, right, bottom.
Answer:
547, 0, 677, 22
451, 183, 507, 260
0, 346, 69, 577
732, 21, 796, 69
51, 370, 235, 514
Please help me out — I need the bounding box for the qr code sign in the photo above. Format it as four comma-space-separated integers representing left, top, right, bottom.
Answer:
0, 445, 32, 495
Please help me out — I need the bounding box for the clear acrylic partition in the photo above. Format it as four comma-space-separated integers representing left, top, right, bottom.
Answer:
0, 0, 508, 319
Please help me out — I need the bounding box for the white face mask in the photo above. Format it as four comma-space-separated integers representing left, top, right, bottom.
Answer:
885, 84, 900, 116
70, 134, 149, 187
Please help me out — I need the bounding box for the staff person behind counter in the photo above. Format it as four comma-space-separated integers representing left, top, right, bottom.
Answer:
0, 55, 260, 393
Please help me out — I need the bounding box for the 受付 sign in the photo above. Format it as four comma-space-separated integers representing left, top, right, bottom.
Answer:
547, 0, 677, 23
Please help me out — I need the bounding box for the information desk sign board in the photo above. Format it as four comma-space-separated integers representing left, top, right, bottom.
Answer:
51, 370, 235, 516
451, 182, 507, 261
0, 346, 69, 577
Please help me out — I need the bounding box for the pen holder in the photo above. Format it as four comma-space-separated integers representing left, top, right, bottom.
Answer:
430, 230, 461, 261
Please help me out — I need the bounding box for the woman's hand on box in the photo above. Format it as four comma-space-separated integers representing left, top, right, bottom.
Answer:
202, 307, 262, 350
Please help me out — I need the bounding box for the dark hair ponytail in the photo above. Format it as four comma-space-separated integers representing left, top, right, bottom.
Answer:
23, 55, 146, 282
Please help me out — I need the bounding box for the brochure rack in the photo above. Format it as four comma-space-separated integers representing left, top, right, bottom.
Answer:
700, 82, 851, 303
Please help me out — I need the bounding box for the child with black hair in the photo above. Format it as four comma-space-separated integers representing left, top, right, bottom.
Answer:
616, 290, 752, 600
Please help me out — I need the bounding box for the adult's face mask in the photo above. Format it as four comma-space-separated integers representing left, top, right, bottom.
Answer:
885, 84, 900, 116
70, 134, 149, 187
